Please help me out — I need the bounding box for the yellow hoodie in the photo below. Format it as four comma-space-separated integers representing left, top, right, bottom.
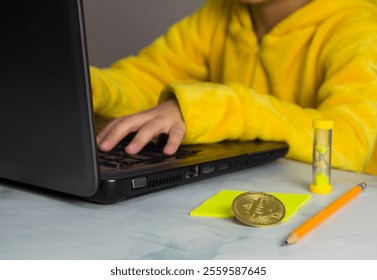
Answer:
90, 0, 377, 175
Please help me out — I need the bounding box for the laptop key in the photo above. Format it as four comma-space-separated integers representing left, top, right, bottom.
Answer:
117, 158, 142, 166
175, 149, 200, 158
126, 154, 156, 163
99, 154, 123, 161
139, 151, 171, 159
102, 161, 128, 169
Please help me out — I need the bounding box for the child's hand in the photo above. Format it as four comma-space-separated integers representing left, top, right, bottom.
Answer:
97, 99, 186, 155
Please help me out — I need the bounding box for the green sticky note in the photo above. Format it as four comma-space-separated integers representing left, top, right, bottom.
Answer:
190, 190, 311, 222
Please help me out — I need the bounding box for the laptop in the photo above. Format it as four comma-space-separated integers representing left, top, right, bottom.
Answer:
0, 0, 288, 204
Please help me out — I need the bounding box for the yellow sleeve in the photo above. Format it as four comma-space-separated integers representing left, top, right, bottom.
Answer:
89, 0, 224, 119
158, 4, 377, 174
160, 37, 377, 173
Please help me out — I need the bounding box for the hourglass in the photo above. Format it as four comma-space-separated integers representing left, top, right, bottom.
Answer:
310, 119, 334, 194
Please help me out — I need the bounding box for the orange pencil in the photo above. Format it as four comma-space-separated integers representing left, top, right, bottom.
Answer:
284, 182, 367, 245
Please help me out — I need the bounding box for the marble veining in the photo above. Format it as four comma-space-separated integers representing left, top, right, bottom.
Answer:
0, 159, 376, 260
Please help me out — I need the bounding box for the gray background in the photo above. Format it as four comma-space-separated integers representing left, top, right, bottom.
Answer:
83, 0, 204, 67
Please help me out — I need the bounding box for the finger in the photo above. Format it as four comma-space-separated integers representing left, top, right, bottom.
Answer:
98, 111, 156, 151
98, 118, 137, 151
163, 125, 186, 155
96, 117, 125, 144
125, 120, 165, 154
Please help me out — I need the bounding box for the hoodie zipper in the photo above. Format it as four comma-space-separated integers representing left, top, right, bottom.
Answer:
251, 40, 261, 88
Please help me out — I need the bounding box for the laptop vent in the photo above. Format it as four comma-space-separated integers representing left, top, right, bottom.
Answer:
148, 174, 182, 188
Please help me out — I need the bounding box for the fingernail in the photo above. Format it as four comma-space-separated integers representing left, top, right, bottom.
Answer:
164, 145, 175, 155
127, 143, 138, 153
100, 140, 110, 150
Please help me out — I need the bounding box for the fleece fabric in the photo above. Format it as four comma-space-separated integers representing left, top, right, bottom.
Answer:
90, 0, 377, 175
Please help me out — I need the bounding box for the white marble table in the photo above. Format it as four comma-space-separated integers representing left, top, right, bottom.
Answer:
0, 159, 376, 260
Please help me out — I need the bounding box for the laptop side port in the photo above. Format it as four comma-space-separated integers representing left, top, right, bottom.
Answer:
218, 162, 230, 170
201, 164, 215, 175
185, 165, 199, 179
132, 177, 148, 189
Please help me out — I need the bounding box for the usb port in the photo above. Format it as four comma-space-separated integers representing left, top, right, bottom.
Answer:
201, 164, 215, 174
218, 162, 230, 170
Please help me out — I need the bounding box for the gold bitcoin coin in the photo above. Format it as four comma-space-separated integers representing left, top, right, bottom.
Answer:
232, 192, 286, 227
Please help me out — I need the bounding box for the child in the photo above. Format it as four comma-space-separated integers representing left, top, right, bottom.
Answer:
91, 0, 377, 175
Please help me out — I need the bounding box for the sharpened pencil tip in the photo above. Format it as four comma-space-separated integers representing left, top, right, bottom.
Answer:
283, 241, 288, 246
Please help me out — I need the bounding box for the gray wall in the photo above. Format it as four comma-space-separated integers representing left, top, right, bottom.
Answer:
83, 0, 204, 67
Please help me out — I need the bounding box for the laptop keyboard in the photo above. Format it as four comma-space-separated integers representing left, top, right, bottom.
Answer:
97, 136, 199, 169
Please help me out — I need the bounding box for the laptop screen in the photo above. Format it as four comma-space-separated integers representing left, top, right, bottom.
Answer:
0, 0, 99, 196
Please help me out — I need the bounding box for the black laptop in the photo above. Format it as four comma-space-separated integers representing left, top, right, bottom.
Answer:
0, 0, 288, 204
